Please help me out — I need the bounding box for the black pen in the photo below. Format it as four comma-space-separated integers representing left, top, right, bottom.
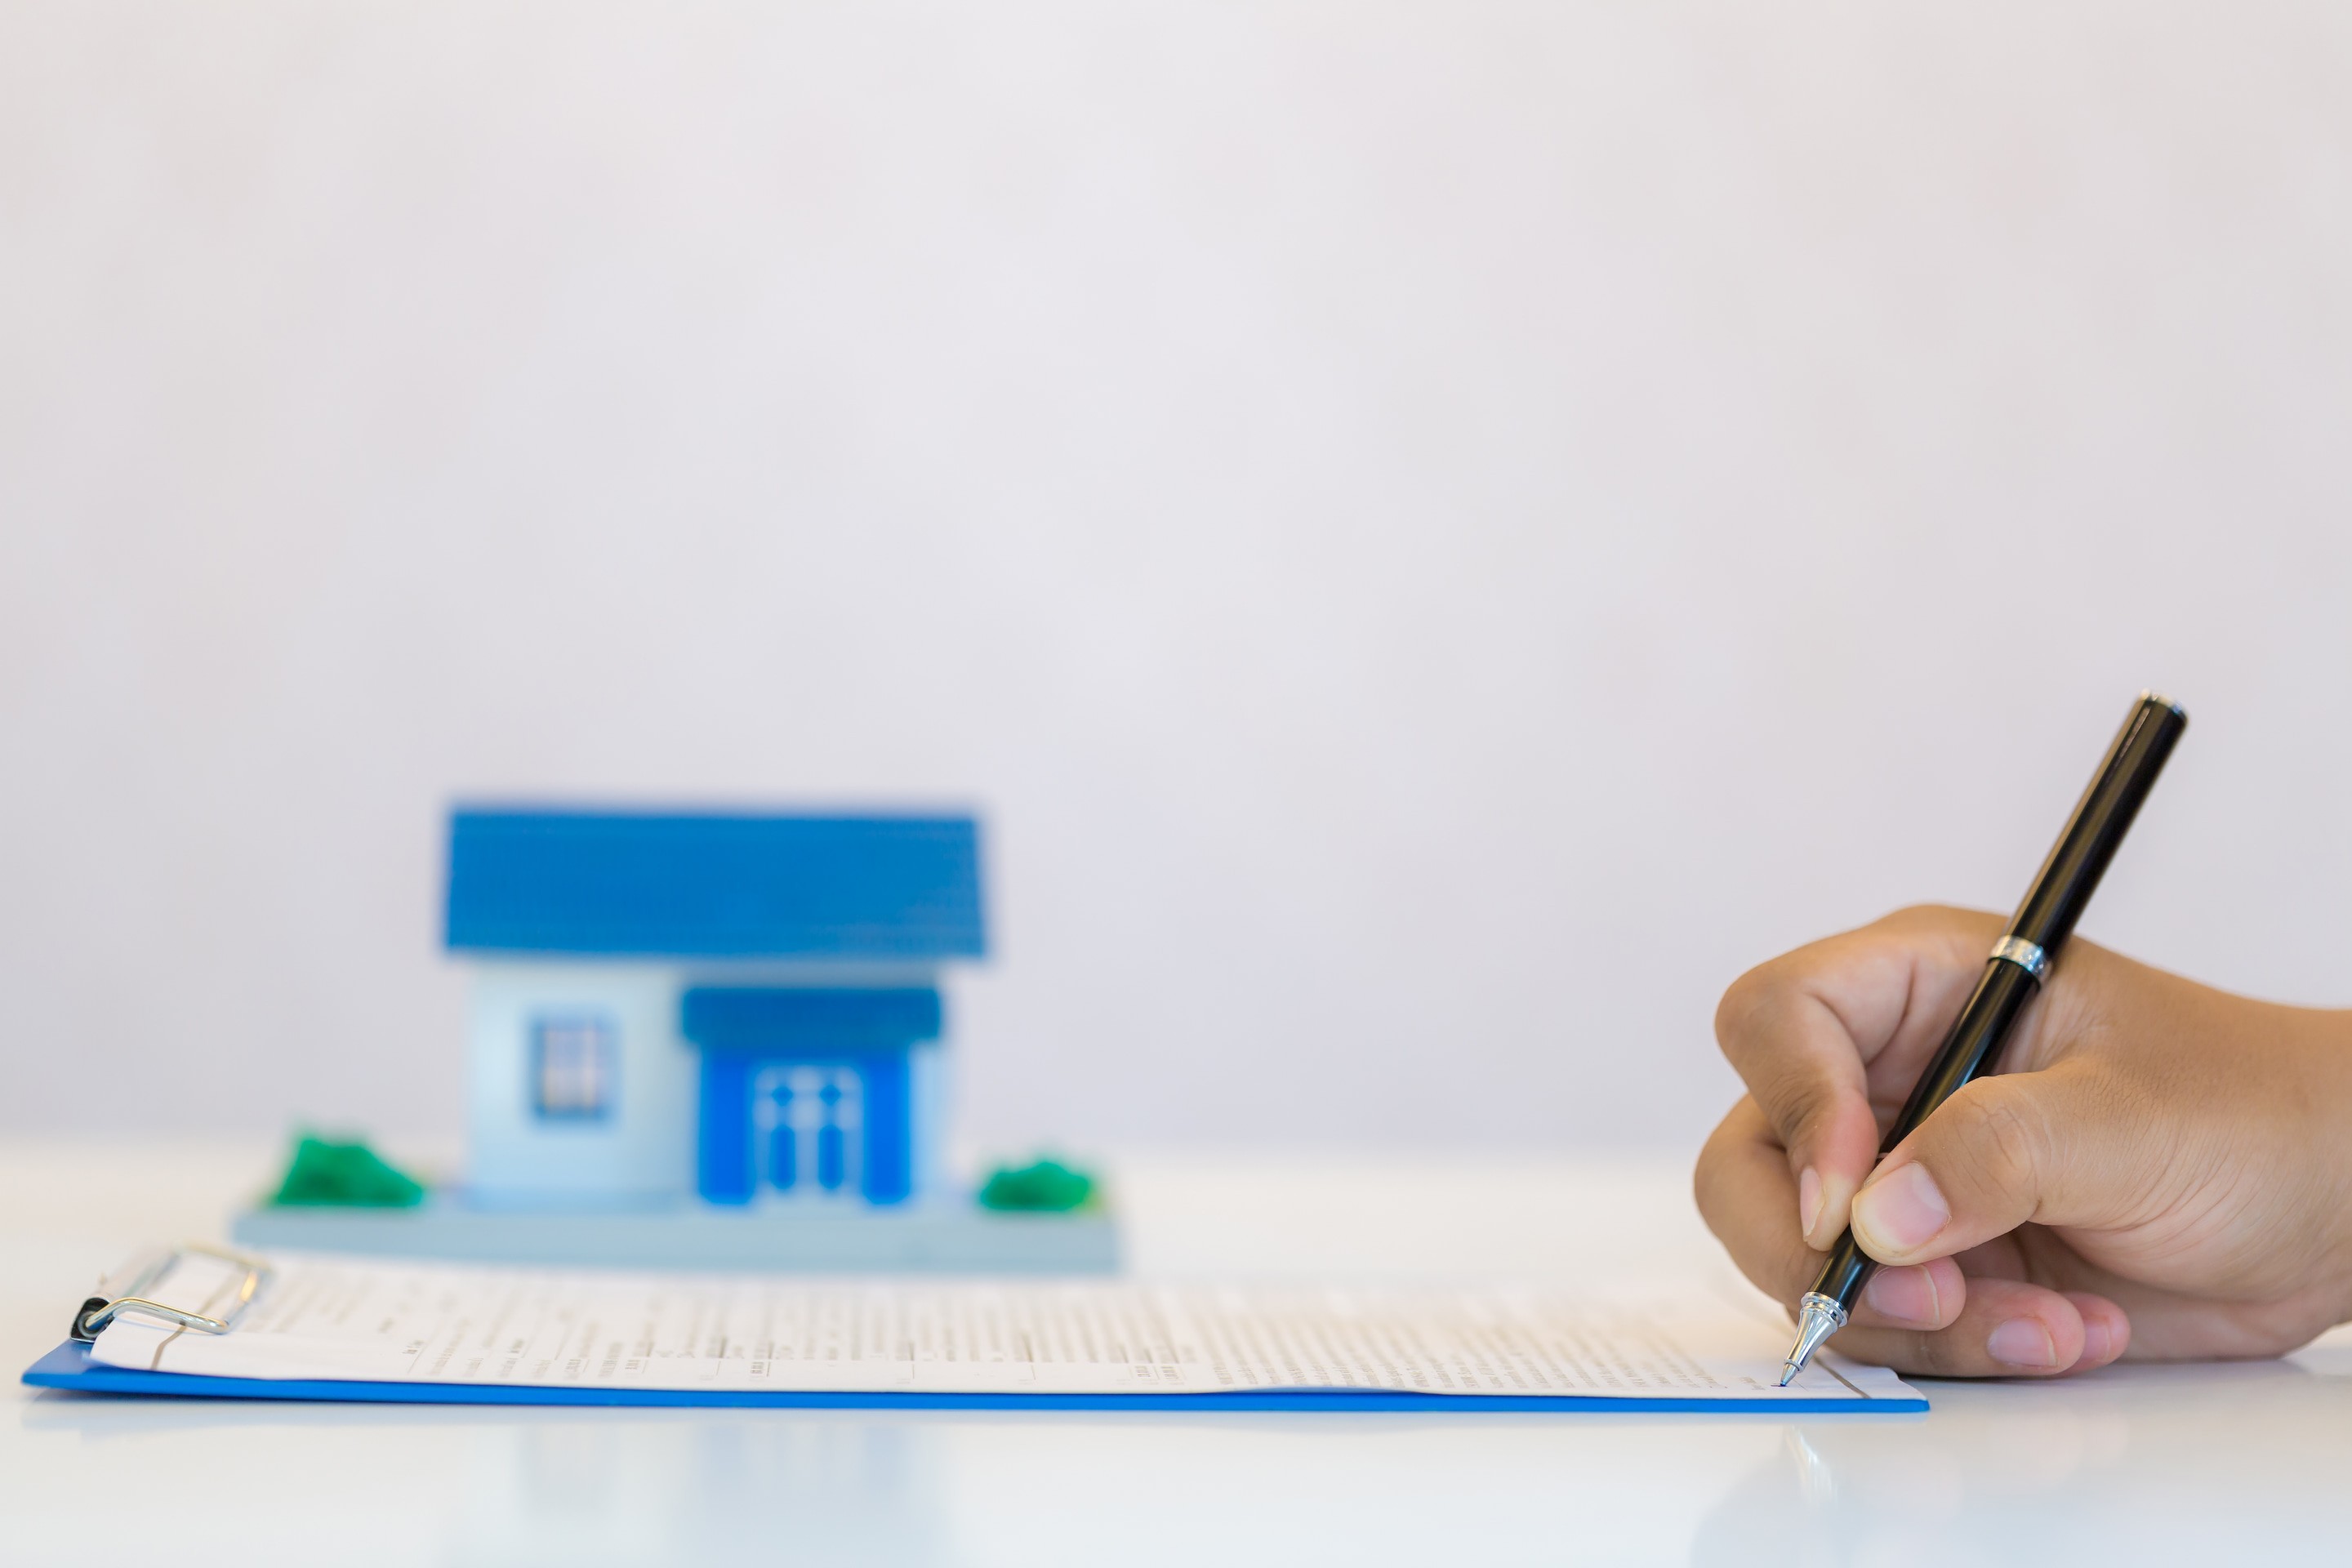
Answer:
1778, 691, 2189, 1385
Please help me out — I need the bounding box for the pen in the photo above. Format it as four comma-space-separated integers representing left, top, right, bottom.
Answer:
1777, 691, 2189, 1386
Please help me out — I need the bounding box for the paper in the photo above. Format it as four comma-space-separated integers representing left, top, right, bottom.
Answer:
89, 1250, 1913, 1404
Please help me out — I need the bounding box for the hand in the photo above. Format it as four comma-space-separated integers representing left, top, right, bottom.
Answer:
1696, 905, 2352, 1376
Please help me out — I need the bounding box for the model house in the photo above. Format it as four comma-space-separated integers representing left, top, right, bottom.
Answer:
234, 804, 1112, 1271
447, 808, 985, 1211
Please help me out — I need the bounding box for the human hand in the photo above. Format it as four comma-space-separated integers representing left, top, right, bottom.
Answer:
1696, 905, 2352, 1376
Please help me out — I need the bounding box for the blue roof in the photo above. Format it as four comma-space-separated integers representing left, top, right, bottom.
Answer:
444, 809, 987, 959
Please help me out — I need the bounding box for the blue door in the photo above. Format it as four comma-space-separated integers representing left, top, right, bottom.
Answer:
684, 987, 933, 1206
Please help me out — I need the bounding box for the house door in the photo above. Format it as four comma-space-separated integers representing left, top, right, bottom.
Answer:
751, 1064, 863, 1196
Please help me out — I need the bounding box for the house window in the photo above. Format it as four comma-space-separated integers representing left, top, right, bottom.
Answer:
531, 1013, 617, 1121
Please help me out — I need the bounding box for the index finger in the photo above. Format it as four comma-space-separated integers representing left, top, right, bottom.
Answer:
1713, 906, 1994, 1246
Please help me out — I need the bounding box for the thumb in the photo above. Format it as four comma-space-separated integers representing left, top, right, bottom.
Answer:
1848, 1065, 2138, 1267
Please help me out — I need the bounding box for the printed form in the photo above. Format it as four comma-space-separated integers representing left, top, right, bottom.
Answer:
89, 1250, 1916, 1404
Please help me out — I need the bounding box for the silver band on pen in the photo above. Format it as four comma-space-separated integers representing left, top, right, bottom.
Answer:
1989, 935, 2050, 983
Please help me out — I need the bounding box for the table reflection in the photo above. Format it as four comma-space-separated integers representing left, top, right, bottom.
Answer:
1695, 1350, 2352, 1568
17, 1350, 2352, 1566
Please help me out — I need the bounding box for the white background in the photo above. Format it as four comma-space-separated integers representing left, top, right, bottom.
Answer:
3, 0, 2348, 1159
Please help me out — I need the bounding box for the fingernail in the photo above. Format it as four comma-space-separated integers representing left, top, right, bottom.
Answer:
2079, 1316, 2114, 1365
1851, 1163, 1950, 1255
1797, 1166, 1823, 1244
1861, 1266, 1940, 1327
1987, 1317, 2060, 1370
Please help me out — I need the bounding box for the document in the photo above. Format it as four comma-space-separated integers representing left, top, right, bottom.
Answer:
87, 1250, 1913, 1404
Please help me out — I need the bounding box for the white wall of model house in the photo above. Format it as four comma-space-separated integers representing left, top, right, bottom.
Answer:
465, 960, 691, 1207
464, 959, 953, 1209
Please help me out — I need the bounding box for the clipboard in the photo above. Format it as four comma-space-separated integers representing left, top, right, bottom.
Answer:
21, 1245, 1931, 1414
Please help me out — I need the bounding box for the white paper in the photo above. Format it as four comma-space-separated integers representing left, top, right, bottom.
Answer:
89, 1250, 1915, 1403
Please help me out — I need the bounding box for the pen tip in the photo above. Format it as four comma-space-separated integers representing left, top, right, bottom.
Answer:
1777, 1292, 1847, 1391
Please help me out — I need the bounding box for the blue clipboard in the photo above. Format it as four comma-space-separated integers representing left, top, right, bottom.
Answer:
21, 1340, 1927, 1413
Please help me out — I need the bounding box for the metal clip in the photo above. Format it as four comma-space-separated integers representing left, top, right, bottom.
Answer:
71, 1245, 274, 1342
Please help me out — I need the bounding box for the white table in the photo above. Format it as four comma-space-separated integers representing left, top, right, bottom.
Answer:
7, 1141, 2349, 1566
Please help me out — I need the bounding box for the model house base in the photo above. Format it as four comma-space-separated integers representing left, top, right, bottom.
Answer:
230, 1194, 1120, 1273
